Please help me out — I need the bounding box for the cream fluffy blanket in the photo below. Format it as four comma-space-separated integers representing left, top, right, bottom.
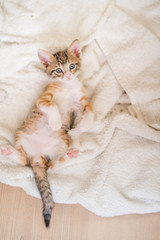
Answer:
0, 0, 160, 217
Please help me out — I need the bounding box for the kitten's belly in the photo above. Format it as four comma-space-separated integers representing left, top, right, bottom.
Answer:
21, 126, 60, 158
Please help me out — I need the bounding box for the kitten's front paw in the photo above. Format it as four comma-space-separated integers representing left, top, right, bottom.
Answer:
48, 115, 62, 131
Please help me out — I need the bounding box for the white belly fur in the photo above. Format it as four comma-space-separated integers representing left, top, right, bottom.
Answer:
17, 118, 67, 161
55, 79, 82, 118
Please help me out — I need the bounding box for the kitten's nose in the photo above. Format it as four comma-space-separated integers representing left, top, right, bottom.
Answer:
66, 72, 71, 79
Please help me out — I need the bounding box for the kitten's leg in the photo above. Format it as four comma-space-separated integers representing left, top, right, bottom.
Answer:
78, 92, 94, 131
61, 117, 79, 158
79, 91, 93, 113
17, 145, 28, 166
62, 112, 72, 131
69, 110, 83, 129
13, 131, 28, 165
48, 160, 55, 170
36, 82, 62, 131
59, 128, 70, 147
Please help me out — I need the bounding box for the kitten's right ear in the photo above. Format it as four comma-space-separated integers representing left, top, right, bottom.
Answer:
38, 49, 54, 68
68, 39, 81, 58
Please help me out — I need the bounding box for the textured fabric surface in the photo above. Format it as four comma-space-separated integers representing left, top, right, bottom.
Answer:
0, 0, 160, 217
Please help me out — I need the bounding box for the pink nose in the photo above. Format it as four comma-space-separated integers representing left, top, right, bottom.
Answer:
66, 73, 71, 79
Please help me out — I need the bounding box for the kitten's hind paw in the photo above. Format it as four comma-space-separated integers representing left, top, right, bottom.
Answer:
1, 147, 12, 156
66, 148, 79, 159
0, 144, 22, 165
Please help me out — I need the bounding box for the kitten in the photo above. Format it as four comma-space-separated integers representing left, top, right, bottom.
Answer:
15, 40, 93, 227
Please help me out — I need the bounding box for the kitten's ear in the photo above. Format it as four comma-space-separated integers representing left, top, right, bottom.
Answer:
68, 39, 81, 58
38, 49, 54, 68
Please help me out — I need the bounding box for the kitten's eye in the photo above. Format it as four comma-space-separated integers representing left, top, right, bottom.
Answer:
56, 68, 62, 73
69, 64, 75, 70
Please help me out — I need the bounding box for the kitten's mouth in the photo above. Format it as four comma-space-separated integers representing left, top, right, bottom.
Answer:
60, 78, 73, 83
65, 77, 73, 82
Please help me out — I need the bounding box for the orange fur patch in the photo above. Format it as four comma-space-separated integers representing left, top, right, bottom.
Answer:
22, 108, 43, 133
31, 156, 48, 169
48, 161, 55, 170
59, 157, 65, 163
80, 96, 93, 112
17, 145, 28, 165
59, 129, 70, 147
36, 82, 61, 108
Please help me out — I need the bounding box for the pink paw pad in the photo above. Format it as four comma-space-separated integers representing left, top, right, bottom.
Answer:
67, 148, 79, 158
1, 147, 12, 156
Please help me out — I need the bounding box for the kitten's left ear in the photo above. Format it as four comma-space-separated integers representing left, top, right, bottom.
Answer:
68, 39, 81, 58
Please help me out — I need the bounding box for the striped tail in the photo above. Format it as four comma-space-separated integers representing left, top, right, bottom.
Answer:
32, 164, 54, 227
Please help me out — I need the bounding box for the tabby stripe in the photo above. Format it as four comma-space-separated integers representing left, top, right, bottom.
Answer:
50, 70, 55, 75
32, 163, 54, 227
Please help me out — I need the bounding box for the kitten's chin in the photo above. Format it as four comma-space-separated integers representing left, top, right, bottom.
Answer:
60, 78, 75, 84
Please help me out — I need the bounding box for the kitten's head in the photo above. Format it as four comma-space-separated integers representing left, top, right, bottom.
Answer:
38, 39, 81, 83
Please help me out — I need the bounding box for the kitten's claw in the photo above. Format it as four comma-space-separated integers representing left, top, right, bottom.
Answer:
66, 148, 79, 158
